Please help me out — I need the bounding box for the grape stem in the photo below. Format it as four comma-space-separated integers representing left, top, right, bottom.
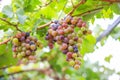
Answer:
0, 38, 11, 45
37, 21, 53, 30
71, 0, 75, 7
0, 68, 47, 78
0, 18, 22, 32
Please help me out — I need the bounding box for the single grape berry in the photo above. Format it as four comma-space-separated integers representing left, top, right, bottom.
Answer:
69, 60, 75, 66
74, 64, 80, 70
67, 52, 73, 59
12, 38, 19, 45
30, 44, 36, 51
26, 32, 30, 37
72, 53, 77, 58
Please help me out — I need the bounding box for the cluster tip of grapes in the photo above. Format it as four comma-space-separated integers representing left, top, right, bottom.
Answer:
45, 15, 92, 70
12, 32, 42, 64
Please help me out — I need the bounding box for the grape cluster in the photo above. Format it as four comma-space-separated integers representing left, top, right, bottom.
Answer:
12, 32, 42, 64
45, 15, 92, 69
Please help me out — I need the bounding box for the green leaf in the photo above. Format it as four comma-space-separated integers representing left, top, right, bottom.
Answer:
17, 15, 27, 24
16, 8, 27, 24
80, 35, 96, 55
0, 44, 17, 68
110, 3, 120, 14
104, 55, 112, 63
2, 5, 14, 18
102, 8, 113, 18
0, 44, 6, 56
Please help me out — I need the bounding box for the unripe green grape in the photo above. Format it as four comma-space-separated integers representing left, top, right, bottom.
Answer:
18, 47, 22, 52
71, 33, 75, 37
16, 47, 19, 52
21, 52, 26, 57
76, 43, 81, 47
17, 53, 22, 59
22, 47, 26, 51
75, 57, 82, 61
12, 38, 19, 45
69, 60, 75, 66
73, 17, 79, 21
78, 31, 83, 37
68, 46, 73, 52
78, 38, 82, 43
81, 27, 86, 31
72, 53, 77, 58
22, 58, 28, 63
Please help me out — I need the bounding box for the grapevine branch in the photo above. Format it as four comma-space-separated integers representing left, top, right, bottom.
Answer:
72, 7, 103, 17
68, 0, 86, 16
0, 38, 11, 45
0, 62, 60, 80
96, 16, 120, 42
39, 0, 53, 9
0, 18, 22, 32
71, 0, 74, 7
0, 68, 47, 78
37, 21, 53, 30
